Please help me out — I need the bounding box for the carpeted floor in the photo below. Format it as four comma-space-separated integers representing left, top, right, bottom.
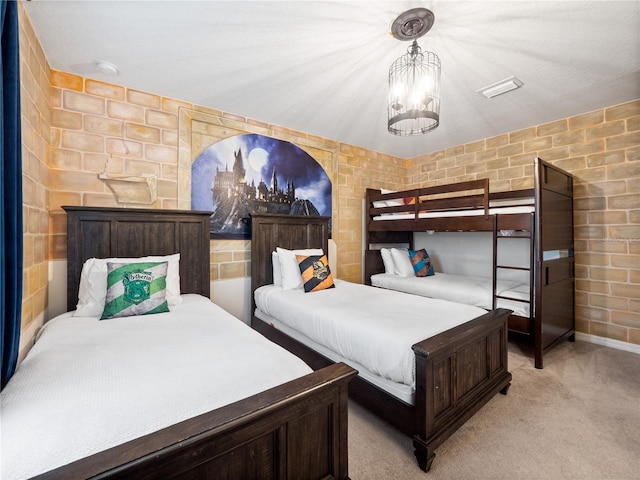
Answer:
348, 340, 640, 479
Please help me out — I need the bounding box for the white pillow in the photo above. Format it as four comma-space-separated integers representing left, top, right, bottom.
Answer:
380, 248, 395, 275
276, 247, 324, 290
385, 198, 404, 207
75, 253, 181, 317
390, 248, 415, 277
372, 188, 395, 208
272, 251, 282, 287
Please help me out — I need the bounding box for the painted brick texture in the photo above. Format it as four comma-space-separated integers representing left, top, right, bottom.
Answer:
19, 1, 50, 333
406, 100, 640, 346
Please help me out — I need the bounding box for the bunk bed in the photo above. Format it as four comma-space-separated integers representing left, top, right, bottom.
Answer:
365, 157, 575, 369
250, 213, 512, 473
1, 206, 355, 480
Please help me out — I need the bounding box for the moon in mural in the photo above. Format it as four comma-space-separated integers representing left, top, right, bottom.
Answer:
248, 148, 268, 173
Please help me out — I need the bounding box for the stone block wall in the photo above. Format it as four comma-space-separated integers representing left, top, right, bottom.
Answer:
406, 100, 640, 346
18, 1, 50, 338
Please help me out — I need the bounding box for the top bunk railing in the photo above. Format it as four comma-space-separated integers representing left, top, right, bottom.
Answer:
367, 179, 491, 220
366, 178, 539, 234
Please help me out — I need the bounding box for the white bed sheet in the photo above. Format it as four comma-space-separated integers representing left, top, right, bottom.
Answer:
371, 272, 530, 317
254, 309, 416, 405
373, 204, 534, 221
0, 294, 312, 480
254, 280, 486, 388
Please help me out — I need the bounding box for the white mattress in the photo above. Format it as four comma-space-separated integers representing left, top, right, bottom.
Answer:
254, 308, 416, 405
0, 294, 312, 480
371, 272, 530, 317
254, 280, 486, 389
373, 204, 534, 221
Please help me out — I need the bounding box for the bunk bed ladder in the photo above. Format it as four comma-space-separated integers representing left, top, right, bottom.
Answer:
492, 213, 535, 336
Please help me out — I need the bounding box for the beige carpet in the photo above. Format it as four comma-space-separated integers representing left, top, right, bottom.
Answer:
348, 340, 640, 479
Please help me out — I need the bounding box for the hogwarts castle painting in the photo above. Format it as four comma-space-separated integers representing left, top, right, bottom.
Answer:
191, 134, 332, 238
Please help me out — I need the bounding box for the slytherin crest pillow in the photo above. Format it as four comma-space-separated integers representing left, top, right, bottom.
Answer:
408, 249, 435, 277
296, 254, 335, 293
101, 261, 170, 320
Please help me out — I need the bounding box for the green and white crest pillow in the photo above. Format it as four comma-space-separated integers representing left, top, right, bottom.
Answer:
101, 261, 170, 320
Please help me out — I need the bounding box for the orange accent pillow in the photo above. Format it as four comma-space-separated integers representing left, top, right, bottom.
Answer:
296, 255, 335, 293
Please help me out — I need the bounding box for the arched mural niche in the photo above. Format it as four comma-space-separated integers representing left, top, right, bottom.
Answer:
191, 134, 332, 239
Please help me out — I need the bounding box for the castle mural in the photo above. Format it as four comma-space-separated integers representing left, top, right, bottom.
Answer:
191, 134, 332, 238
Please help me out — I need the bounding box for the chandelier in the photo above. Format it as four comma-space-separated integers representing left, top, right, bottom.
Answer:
388, 8, 441, 136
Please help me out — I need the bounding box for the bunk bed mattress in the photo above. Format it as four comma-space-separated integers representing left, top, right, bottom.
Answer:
254, 280, 486, 388
370, 272, 529, 317
1, 294, 312, 480
372, 204, 534, 221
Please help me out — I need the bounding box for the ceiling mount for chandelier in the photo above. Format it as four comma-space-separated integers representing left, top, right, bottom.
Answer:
388, 8, 441, 136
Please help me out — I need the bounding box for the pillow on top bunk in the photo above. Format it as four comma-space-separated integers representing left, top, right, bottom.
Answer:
385, 198, 404, 208
372, 188, 394, 208
275, 247, 324, 290
408, 249, 435, 277
390, 248, 415, 276
296, 254, 335, 293
100, 261, 170, 319
75, 253, 181, 317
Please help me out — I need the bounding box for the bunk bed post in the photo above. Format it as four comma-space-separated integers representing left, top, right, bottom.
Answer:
492, 215, 498, 310
533, 157, 575, 369
365, 188, 380, 247
481, 177, 490, 218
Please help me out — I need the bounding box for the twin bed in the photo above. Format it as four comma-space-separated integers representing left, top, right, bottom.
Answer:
250, 213, 512, 472
1, 207, 356, 480
365, 157, 575, 369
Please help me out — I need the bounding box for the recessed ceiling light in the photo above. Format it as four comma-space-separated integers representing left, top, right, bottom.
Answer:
477, 76, 523, 98
95, 60, 119, 75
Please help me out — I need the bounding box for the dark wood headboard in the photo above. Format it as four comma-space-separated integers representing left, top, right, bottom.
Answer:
250, 214, 330, 299
63, 206, 212, 311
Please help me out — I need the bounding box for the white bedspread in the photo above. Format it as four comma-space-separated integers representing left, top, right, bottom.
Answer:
370, 272, 530, 317
254, 280, 486, 388
0, 294, 312, 480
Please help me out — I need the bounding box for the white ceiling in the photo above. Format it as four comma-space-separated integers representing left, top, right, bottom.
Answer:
25, 0, 640, 159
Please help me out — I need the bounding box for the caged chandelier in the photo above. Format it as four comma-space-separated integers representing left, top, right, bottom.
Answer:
388, 8, 441, 136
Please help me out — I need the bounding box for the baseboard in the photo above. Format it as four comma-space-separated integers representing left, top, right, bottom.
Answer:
575, 332, 640, 355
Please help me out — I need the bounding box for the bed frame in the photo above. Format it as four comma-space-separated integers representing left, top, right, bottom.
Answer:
39, 206, 357, 480
364, 157, 575, 369
250, 213, 512, 472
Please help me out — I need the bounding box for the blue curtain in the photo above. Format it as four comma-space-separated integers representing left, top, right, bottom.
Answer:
1, 0, 23, 390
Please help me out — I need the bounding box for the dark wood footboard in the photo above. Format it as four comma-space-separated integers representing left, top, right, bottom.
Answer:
252, 308, 511, 473
411, 308, 512, 471
33, 363, 356, 480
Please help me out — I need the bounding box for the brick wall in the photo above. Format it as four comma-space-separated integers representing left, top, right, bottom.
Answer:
18, 1, 50, 338
406, 100, 640, 346
48, 85, 404, 286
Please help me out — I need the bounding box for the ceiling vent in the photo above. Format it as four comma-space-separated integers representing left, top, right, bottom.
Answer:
477, 76, 523, 98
